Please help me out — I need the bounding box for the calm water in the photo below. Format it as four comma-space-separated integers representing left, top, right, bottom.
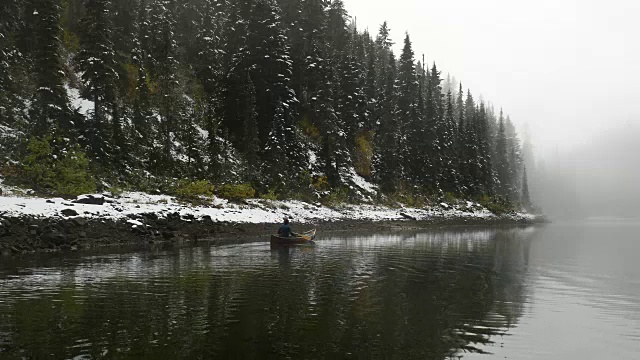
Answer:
1, 222, 639, 359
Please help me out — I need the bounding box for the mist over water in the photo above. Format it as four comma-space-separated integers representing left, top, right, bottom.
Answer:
531, 122, 640, 220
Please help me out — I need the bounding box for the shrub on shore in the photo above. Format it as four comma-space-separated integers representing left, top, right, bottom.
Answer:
17, 137, 96, 197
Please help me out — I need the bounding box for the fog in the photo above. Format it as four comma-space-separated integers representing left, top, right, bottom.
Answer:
343, 0, 640, 219
531, 124, 640, 219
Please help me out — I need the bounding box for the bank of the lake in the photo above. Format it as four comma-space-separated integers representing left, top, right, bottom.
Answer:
0, 192, 545, 255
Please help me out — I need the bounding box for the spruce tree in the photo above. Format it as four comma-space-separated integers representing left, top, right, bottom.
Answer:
0, 0, 21, 127
77, 0, 119, 160
505, 115, 523, 200
130, 1, 156, 173
246, 0, 308, 187
31, 0, 72, 137
494, 109, 510, 198
439, 89, 458, 192
372, 51, 399, 193
396, 33, 419, 183
424, 63, 446, 189
147, 0, 180, 172
196, 0, 226, 178
242, 72, 260, 184
476, 102, 494, 195
521, 165, 532, 210
459, 90, 476, 194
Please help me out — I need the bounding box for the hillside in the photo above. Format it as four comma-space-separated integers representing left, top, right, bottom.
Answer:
0, 0, 532, 212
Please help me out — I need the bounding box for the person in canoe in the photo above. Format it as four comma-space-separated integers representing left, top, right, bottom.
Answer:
277, 217, 298, 237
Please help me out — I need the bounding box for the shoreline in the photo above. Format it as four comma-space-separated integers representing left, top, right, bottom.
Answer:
0, 183, 547, 256
0, 211, 547, 256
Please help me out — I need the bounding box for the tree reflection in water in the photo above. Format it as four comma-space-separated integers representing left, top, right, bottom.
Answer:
0, 227, 537, 359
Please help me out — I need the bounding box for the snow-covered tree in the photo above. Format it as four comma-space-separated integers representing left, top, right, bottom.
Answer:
77, 0, 119, 159
30, 0, 73, 137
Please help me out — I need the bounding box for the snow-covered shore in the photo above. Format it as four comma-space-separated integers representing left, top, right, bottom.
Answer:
0, 178, 544, 255
0, 185, 537, 226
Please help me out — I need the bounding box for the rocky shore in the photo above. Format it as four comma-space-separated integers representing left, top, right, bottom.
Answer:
0, 211, 547, 256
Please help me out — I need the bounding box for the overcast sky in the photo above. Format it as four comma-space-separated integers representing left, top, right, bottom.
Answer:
343, 0, 640, 159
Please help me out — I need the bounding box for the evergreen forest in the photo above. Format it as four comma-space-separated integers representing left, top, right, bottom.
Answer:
0, 0, 532, 210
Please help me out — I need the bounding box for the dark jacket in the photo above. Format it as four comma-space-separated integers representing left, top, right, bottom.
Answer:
278, 224, 293, 237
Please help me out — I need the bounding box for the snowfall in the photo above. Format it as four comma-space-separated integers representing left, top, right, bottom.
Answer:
0, 177, 536, 228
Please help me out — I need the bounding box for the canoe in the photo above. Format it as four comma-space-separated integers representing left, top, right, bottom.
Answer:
270, 229, 316, 246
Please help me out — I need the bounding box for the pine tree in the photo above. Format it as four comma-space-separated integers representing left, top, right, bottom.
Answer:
439, 89, 458, 192
475, 102, 494, 195
372, 51, 399, 193
196, 0, 226, 178
455, 82, 465, 142
130, 1, 156, 173
396, 33, 419, 183
494, 109, 510, 198
30, 0, 73, 137
363, 32, 378, 131
521, 165, 532, 210
0, 0, 21, 126
77, 0, 119, 160
505, 115, 523, 200
424, 63, 446, 189
242, 72, 260, 183
147, 0, 180, 172
459, 90, 476, 194
246, 0, 308, 187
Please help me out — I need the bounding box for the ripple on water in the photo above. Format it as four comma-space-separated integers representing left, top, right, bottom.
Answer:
1, 225, 640, 359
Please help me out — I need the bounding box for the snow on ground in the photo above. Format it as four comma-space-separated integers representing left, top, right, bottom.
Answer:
0, 190, 516, 226
0, 176, 537, 225
66, 85, 94, 116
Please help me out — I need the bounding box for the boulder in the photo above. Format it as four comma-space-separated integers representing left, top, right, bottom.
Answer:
141, 213, 159, 221
61, 209, 79, 217
29, 224, 39, 235
200, 215, 214, 225
41, 229, 66, 245
72, 217, 88, 227
73, 194, 105, 205
183, 213, 196, 221
400, 212, 417, 221
162, 231, 175, 239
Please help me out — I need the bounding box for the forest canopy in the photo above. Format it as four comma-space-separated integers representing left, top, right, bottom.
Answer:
0, 0, 530, 209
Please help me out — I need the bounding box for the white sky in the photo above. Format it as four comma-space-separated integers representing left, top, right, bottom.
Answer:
343, 0, 640, 159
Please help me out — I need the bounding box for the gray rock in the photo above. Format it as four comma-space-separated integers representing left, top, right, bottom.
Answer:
41, 229, 66, 245
72, 217, 88, 227
201, 215, 214, 225
73, 195, 105, 205
400, 212, 417, 221
183, 213, 196, 221
61, 209, 79, 217
29, 224, 39, 235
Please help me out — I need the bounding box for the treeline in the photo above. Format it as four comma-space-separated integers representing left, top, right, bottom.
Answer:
0, 0, 531, 208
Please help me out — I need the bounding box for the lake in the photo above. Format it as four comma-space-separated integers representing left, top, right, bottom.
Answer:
1, 221, 639, 359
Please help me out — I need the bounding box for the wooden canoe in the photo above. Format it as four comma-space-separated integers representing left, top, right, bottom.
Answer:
270, 229, 317, 246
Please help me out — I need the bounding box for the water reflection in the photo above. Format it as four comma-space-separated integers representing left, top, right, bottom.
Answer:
0, 227, 536, 359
